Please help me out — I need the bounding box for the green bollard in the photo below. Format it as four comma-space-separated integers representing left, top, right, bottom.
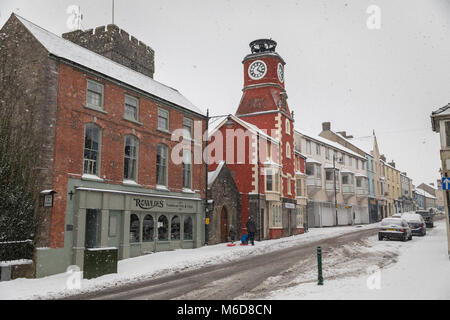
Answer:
317, 246, 324, 285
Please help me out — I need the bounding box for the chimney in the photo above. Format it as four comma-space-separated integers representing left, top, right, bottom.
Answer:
322, 122, 331, 131
388, 161, 396, 168
63, 25, 155, 78
430, 182, 435, 187
337, 131, 347, 137
380, 154, 386, 162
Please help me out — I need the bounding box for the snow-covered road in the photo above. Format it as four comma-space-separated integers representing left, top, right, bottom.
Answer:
266, 218, 450, 300
0, 223, 378, 300
1, 218, 448, 300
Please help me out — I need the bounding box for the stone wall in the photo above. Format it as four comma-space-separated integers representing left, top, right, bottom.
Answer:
0, 14, 59, 250
208, 164, 241, 245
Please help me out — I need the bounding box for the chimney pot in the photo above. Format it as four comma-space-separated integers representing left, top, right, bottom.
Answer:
322, 122, 331, 131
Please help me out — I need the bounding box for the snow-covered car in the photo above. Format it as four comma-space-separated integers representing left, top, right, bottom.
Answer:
402, 213, 426, 236
392, 213, 402, 218
416, 210, 434, 228
379, 218, 412, 241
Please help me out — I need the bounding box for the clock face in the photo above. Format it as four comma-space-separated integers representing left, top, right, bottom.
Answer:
277, 63, 284, 83
248, 60, 267, 80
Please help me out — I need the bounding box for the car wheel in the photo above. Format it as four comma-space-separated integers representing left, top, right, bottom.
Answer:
409, 234, 412, 240
378, 234, 383, 241
402, 234, 407, 242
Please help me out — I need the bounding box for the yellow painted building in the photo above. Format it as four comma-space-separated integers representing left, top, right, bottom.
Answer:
382, 160, 402, 216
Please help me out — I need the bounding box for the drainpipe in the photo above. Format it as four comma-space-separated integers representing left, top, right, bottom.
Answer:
257, 133, 261, 241
205, 109, 209, 245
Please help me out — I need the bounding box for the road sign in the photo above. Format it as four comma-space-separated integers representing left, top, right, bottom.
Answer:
442, 177, 450, 190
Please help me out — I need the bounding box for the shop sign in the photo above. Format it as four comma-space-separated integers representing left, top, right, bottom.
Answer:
285, 203, 296, 209
132, 197, 196, 213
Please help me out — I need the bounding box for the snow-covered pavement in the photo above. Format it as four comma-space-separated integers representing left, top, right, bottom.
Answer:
0, 223, 378, 300
267, 218, 450, 300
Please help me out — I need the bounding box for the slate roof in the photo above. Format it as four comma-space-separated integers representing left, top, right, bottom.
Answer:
14, 14, 204, 116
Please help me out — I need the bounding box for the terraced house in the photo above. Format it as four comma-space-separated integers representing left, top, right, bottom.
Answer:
0, 14, 207, 278
294, 128, 369, 227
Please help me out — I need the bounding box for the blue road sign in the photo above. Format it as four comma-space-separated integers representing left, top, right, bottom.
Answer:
442, 177, 450, 190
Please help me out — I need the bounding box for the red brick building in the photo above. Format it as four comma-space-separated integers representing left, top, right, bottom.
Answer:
0, 14, 206, 277
208, 39, 303, 240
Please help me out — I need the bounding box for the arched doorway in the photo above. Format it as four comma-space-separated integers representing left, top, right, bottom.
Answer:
220, 207, 228, 243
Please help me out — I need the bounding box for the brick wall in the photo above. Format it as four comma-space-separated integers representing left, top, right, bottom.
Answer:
50, 63, 206, 248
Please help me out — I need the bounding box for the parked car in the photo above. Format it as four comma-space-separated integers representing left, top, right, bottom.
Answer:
379, 218, 412, 241
402, 212, 426, 236
392, 213, 402, 218
416, 210, 434, 228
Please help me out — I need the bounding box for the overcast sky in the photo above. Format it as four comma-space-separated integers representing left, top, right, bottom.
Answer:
1, 0, 449, 187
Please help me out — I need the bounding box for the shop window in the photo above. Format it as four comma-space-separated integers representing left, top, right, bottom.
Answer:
184, 216, 193, 240
124, 135, 139, 181
130, 214, 140, 243
83, 123, 101, 176
158, 215, 169, 241
143, 215, 154, 242
171, 216, 181, 240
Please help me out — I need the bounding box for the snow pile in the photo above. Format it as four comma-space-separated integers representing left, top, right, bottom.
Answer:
266, 219, 450, 300
0, 223, 378, 300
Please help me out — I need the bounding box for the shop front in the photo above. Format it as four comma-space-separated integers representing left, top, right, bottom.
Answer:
72, 185, 203, 272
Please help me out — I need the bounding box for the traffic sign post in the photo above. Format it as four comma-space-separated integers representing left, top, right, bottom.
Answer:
442, 177, 450, 190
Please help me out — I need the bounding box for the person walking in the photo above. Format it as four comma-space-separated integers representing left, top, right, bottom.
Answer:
246, 216, 257, 246
229, 225, 236, 244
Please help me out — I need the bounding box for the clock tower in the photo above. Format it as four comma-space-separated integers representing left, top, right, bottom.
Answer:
236, 39, 290, 117
236, 39, 297, 239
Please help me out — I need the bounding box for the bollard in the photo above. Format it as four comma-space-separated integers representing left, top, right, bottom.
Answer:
317, 246, 323, 285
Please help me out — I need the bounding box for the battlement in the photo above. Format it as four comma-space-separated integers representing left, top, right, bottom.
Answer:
63, 24, 155, 78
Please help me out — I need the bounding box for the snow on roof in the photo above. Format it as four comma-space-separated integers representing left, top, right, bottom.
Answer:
208, 161, 225, 187
414, 188, 436, 199
306, 158, 322, 165
208, 114, 280, 144
340, 168, 354, 174
335, 132, 374, 156
432, 102, 450, 116
295, 128, 366, 160
15, 14, 205, 116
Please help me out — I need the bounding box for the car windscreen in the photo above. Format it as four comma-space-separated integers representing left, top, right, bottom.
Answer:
381, 219, 402, 226
416, 211, 430, 217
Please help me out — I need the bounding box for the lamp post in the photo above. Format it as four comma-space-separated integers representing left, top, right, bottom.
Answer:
333, 154, 338, 226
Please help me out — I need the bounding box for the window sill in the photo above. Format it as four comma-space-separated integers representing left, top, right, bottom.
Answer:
123, 180, 141, 187
82, 174, 104, 182
156, 185, 170, 192
157, 128, 172, 135
84, 104, 108, 115
123, 117, 143, 126
182, 188, 195, 194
